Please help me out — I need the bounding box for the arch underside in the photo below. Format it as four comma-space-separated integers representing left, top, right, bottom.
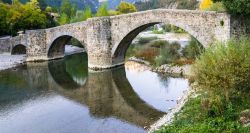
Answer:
112, 22, 159, 64
11, 44, 26, 55
48, 35, 72, 59
112, 21, 203, 65
47, 35, 86, 60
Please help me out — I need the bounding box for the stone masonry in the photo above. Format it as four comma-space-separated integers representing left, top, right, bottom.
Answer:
0, 9, 245, 70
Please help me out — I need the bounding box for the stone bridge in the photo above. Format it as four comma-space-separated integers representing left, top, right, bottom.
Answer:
0, 9, 246, 70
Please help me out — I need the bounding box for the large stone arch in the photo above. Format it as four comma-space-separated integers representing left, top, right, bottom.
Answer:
11, 44, 27, 55
110, 9, 231, 65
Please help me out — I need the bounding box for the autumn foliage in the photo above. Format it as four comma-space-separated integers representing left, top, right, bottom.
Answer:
199, 0, 213, 10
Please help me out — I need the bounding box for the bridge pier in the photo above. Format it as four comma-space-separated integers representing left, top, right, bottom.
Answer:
26, 30, 49, 61
86, 17, 122, 70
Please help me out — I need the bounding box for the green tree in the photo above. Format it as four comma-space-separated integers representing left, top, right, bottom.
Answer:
212, 0, 250, 15
60, 0, 75, 18
116, 2, 137, 14
38, 0, 47, 10
45, 6, 52, 13
83, 6, 92, 20
95, 3, 109, 17
0, 0, 55, 36
0, 3, 9, 35
58, 13, 69, 25
70, 6, 92, 23
21, 0, 47, 29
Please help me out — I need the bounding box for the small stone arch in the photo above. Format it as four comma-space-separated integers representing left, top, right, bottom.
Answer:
11, 44, 26, 55
47, 35, 87, 59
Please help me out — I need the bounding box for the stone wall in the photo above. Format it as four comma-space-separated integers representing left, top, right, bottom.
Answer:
230, 16, 250, 38
0, 37, 11, 54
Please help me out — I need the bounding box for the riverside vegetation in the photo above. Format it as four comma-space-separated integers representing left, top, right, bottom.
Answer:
126, 34, 203, 67
153, 1, 250, 132
155, 37, 250, 133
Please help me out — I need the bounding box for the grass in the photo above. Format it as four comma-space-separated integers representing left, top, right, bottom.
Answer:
154, 92, 250, 133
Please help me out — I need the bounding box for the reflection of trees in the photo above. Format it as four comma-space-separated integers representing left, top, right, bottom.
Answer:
65, 53, 88, 86
48, 53, 88, 89
157, 73, 170, 89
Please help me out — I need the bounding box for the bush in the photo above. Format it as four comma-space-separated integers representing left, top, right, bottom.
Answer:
136, 47, 159, 63
193, 37, 250, 102
155, 42, 181, 66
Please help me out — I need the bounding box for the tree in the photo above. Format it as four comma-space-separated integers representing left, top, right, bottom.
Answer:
38, 0, 47, 10
21, 0, 47, 29
95, 3, 109, 17
58, 13, 69, 25
212, 0, 250, 15
116, 2, 137, 14
0, 3, 10, 35
70, 6, 92, 23
60, 0, 75, 18
0, 0, 53, 36
83, 6, 92, 20
45, 6, 52, 13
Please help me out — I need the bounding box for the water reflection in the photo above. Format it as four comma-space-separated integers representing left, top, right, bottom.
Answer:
0, 53, 188, 133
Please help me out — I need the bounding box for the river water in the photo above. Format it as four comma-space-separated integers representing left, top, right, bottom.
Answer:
0, 53, 189, 133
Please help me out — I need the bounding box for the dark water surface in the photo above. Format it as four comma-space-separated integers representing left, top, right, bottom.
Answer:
0, 53, 189, 133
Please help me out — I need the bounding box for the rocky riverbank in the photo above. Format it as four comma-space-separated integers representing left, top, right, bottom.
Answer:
152, 64, 192, 77
128, 57, 193, 77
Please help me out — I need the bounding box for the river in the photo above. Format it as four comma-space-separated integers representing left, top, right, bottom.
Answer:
0, 53, 189, 133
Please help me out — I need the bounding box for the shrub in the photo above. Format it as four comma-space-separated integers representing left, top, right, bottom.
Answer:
136, 47, 159, 63
155, 42, 181, 66
193, 37, 250, 103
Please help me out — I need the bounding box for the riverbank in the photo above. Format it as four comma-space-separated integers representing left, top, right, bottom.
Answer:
128, 57, 192, 77
0, 45, 84, 71
0, 54, 26, 71
152, 91, 250, 133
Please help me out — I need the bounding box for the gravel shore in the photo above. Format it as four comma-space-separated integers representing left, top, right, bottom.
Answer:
0, 54, 26, 71
0, 45, 84, 71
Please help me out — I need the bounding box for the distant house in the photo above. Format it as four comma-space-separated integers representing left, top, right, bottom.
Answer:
49, 13, 60, 21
